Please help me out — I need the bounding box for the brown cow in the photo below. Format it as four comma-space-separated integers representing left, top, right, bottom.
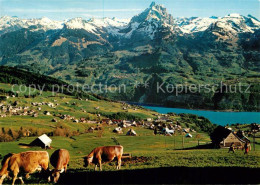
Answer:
84, 145, 123, 171
0, 151, 49, 185
49, 149, 70, 183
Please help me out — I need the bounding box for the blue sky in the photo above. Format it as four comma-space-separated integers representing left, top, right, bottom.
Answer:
0, 0, 259, 20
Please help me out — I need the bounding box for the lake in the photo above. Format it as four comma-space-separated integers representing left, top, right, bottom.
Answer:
143, 106, 260, 126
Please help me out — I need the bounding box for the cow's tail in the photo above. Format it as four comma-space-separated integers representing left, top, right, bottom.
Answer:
0, 156, 10, 176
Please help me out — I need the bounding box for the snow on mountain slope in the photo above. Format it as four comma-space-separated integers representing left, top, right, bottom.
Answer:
0, 2, 259, 38
176, 17, 217, 33
0, 16, 63, 35
176, 14, 260, 34
27, 17, 63, 30
0, 16, 27, 34
64, 17, 130, 36
64, 17, 97, 33
218, 14, 260, 33
121, 2, 175, 39
89, 17, 129, 28
88, 17, 129, 36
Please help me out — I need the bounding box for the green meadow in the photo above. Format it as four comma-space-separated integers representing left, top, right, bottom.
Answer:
0, 82, 259, 175
0, 131, 259, 171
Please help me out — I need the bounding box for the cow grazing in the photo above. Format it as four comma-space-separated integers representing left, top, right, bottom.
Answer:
0, 151, 49, 185
84, 145, 123, 171
49, 149, 70, 183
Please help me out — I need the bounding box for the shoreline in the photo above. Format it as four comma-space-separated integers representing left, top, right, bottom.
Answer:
124, 101, 260, 113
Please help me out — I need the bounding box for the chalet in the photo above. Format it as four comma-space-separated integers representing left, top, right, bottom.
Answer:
80, 118, 86, 123
0, 114, 7, 118
87, 120, 98, 124
73, 119, 79, 123
44, 111, 51, 116
112, 119, 122, 124
162, 127, 174, 135
32, 113, 38, 118
126, 129, 137, 136
95, 125, 102, 130
220, 132, 249, 148
52, 118, 57, 122
145, 122, 155, 130
113, 127, 123, 134
102, 119, 112, 125
30, 134, 52, 149
183, 128, 190, 133
131, 121, 137, 127
87, 127, 94, 133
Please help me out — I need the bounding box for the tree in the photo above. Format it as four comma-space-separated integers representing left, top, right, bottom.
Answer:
195, 134, 202, 146
2, 128, 6, 134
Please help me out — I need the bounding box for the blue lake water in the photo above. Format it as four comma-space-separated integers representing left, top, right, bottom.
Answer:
143, 106, 260, 126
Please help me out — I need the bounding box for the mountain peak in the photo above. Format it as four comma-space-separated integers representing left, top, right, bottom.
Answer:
247, 14, 259, 21
130, 3, 173, 25
150, 2, 156, 8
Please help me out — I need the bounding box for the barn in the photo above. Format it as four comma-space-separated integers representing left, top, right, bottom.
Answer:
30, 134, 52, 149
220, 132, 248, 148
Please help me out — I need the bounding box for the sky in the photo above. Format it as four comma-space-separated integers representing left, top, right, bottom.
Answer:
0, 0, 259, 20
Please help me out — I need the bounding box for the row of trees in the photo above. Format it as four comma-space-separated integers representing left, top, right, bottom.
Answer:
0, 126, 82, 142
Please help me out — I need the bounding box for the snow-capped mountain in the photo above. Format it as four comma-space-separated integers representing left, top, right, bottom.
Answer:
64, 17, 98, 33
0, 2, 259, 110
176, 14, 260, 34
0, 16, 63, 35
175, 17, 217, 33
0, 16, 129, 36
1, 2, 259, 39
120, 2, 175, 39
64, 17, 129, 36
0, 2, 259, 73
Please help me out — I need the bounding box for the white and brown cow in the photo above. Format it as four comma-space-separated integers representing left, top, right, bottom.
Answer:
84, 145, 123, 171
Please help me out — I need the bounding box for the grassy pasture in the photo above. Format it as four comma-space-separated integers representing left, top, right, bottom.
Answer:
0, 82, 259, 184
0, 128, 259, 171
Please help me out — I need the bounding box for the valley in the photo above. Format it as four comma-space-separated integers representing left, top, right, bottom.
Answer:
0, 2, 259, 111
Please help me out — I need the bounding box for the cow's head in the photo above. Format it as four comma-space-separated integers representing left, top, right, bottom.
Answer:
48, 169, 61, 183
83, 156, 93, 167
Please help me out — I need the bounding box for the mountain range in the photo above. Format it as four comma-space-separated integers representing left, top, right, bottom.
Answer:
0, 2, 259, 111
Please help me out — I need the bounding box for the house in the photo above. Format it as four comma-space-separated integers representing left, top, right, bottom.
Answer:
52, 118, 58, 122
126, 129, 137, 136
162, 127, 174, 135
87, 127, 94, 133
102, 119, 113, 125
183, 128, 190, 133
131, 121, 137, 127
30, 134, 52, 149
220, 132, 248, 148
44, 111, 51, 116
113, 127, 123, 134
